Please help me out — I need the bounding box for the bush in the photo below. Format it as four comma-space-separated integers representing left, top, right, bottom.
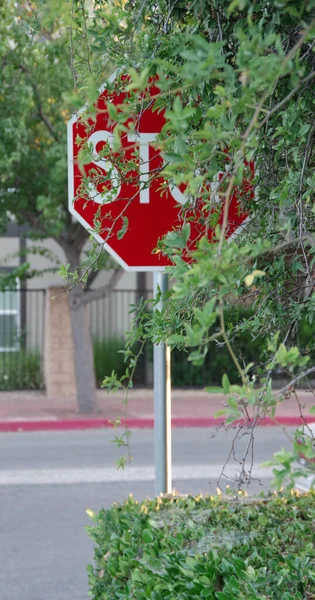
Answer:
93, 337, 127, 387
172, 308, 265, 386
172, 308, 315, 387
93, 305, 315, 388
0, 350, 43, 390
171, 334, 262, 387
92, 310, 262, 388
87, 492, 315, 600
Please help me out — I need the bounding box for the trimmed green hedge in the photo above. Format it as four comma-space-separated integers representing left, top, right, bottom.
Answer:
0, 350, 43, 390
87, 492, 315, 600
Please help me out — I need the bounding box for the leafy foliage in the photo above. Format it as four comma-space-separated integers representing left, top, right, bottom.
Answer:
78, 0, 315, 479
0, 0, 125, 412
93, 308, 315, 388
0, 350, 43, 390
87, 492, 315, 600
93, 337, 127, 387
0, 1, 71, 238
2, 0, 315, 470
0, 0, 118, 281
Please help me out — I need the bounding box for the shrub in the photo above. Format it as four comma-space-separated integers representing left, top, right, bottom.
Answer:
172, 308, 315, 387
0, 350, 43, 390
87, 492, 315, 600
174, 309, 264, 386
93, 305, 315, 388
93, 337, 127, 387
171, 332, 262, 387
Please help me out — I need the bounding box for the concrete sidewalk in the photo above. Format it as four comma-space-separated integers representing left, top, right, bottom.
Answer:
0, 388, 314, 431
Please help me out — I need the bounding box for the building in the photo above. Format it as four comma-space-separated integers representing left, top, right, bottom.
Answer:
0, 223, 152, 392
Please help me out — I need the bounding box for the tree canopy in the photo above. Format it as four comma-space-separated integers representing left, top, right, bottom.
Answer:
1, 0, 315, 464
70, 0, 315, 477
0, 0, 122, 412
0, 0, 115, 278
73, 0, 315, 354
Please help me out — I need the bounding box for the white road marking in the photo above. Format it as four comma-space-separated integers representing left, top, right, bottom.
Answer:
295, 474, 315, 492
0, 465, 273, 486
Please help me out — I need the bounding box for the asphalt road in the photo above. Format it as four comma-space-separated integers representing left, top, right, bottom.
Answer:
0, 426, 295, 600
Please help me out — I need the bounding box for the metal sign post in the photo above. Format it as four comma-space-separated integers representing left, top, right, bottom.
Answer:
153, 271, 172, 495
68, 71, 253, 497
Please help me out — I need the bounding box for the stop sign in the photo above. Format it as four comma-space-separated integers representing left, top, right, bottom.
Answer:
68, 72, 252, 271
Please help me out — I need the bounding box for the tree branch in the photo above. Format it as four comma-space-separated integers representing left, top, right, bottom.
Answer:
278, 367, 315, 396
260, 70, 315, 127
19, 208, 47, 235
18, 64, 59, 142
71, 224, 89, 255
80, 268, 123, 305
85, 268, 99, 290
59, 225, 89, 261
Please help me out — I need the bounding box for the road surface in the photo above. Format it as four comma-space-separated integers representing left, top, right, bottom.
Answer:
0, 426, 295, 600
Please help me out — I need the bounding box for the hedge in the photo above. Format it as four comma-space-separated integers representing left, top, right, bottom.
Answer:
93, 308, 315, 387
86, 492, 315, 600
93, 338, 128, 387
0, 350, 43, 390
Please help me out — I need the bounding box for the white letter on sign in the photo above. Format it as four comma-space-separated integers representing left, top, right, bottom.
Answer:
87, 130, 121, 204
128, 132, 189, 206
128, 133, 157, 204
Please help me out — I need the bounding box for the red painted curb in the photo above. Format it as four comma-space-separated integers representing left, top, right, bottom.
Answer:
0, 415, 314, 432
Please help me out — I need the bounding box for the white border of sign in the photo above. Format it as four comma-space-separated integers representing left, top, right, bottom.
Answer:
68, 70, 254, 271
67, 70, 165, 272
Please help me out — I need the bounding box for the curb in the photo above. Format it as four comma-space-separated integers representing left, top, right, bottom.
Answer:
0, 416, 314, 433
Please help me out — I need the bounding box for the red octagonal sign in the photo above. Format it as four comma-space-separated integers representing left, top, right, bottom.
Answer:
68, 72, 253, 271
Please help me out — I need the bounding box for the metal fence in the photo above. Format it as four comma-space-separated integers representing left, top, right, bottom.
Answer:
0, 287, 151, 391
0, 288, 46, 390
88, 288, 212, 388
88, 288, 149, 340
0, 287, 212, 390
88, 289, 152, 386
88, 289, 235, 388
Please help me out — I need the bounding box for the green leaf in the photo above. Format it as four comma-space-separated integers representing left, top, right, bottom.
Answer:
201, 588, 213, 598
188, 349, 207, 366
167, 334, 185, 345
199, 576, 211, 585
164, 230, 186, 249
258, 514, 268, 527
185, 556, 197, 569
182, 223, 191, 245
275, 343, 287, 366
117, 216, 129, 240
107, 101, 118, 120
131, 568, 143, 582
222, 374, 230, 394
143, 529, 154, 543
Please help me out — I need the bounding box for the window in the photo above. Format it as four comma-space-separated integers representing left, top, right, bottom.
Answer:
0, 284, 20, 352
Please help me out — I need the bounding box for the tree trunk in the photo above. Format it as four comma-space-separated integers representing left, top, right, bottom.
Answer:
62, 240, 123, 414
63, 242, 96, 414
68, 289, 97, 413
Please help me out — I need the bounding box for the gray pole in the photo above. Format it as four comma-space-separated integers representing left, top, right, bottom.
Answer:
153, 271, 172, 495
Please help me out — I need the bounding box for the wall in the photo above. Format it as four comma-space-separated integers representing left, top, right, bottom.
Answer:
24, 238, 137, 290
0, 237, 20, 268
1, 234, 151, 350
